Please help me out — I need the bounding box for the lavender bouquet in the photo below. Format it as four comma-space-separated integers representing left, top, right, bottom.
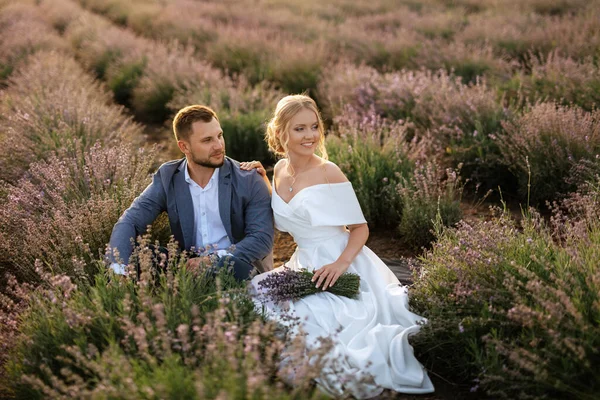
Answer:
257, 267, 360, 303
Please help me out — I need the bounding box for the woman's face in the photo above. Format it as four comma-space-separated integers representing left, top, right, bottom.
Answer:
284, 108, 320, 158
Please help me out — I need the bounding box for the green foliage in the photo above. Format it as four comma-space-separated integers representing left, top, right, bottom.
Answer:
367, 44, 420, 72
220, 110, 275, 165
270, 57, 323, 95
0, 63, 12, 81
107, 59, 146, 106
90, 48, 122, 80
132, 80, 176, 123
450, 59, 492, 84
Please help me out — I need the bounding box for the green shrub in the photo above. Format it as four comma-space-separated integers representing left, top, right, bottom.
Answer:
132, 79, 176, 123
328, 25, 421, 72
418, 42, 512, 85
269, 51, 323, 95
107, 59, 146, 106
220, 110, 274, 165
206, 33, 271, 85
131, 45, 225, 124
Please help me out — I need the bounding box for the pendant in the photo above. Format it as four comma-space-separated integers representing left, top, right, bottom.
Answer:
288, 187, 293, 192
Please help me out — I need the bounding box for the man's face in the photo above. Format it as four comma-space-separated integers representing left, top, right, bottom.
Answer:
178, 118, 225, 168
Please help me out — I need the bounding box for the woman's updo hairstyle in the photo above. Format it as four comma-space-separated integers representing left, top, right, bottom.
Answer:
265, 94, 327, 159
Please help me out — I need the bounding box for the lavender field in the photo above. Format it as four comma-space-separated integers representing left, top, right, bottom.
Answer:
0, 0, 599, 398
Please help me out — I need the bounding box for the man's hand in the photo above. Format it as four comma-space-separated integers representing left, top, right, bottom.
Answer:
312, 260, 351, 290
186, 256, 212, 275
239, 160, 266, 177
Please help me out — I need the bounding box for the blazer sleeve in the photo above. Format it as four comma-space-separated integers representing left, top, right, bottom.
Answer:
107, 169, 167, 264
230, 172, 274, 264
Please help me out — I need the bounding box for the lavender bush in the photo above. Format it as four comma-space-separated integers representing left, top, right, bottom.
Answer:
131, 44, 225, 123
397, 162, 463, 250
0, 3, 67, 81
320, 64, 512, 191
410, 197, 600, 398
5, 237, 331, 400
0, 274, 32, 398
0, 51, 141, 183
56, 0, 223, 122
0, 142, 158, 284
417, 41, 513, 84
327, 110, 464, 249
59, 0, 600, 116
457, 8, 600, 63
507, 51, 600, 112
496, 102, 600, 204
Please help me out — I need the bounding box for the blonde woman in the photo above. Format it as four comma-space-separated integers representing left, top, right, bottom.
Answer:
242, 95, 434, 398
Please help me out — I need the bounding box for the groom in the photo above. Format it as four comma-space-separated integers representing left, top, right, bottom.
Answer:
107, 105, 274, 280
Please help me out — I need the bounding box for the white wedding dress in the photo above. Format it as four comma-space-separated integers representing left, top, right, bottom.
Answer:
250, 182, 434, 398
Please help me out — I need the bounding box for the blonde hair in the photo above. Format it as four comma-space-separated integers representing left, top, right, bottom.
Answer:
265, 94, 328, 160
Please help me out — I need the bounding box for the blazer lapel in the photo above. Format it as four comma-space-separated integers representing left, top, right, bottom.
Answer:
219, 159, 233, 241
174, 161, 195, 250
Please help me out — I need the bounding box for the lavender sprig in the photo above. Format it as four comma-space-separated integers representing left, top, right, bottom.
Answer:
257, 268, 360, 303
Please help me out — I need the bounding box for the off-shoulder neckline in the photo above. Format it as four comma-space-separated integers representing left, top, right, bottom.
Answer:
273, 181, 351, 206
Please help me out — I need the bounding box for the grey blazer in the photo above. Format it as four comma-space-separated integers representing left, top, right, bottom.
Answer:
108, 157, 274, 272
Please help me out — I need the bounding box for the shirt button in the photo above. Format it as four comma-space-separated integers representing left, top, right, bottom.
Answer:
202, 212, 206, 216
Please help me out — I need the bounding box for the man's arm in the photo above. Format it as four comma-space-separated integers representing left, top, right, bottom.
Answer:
107, 170, 167, 268
231, 173, 274, 264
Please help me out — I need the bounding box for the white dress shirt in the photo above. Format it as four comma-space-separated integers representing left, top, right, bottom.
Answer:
183, 161, 232, 254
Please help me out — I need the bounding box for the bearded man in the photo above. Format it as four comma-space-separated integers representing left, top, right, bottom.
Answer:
107, 105, 273, 280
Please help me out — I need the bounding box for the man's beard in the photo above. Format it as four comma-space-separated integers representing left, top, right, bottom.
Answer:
189, 152, 225, 168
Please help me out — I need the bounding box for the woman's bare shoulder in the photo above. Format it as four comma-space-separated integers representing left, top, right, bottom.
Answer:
322, 160, 348, 184
274, 158, 288, 176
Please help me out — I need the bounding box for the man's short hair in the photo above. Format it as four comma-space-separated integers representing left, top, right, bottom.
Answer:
173, 105, 219, 142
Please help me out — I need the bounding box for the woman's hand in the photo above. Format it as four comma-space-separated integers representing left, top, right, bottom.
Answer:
240, 160, 266, 177
312, 260, 351, 290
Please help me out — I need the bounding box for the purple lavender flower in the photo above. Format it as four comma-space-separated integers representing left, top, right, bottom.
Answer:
257, 268, 360, 303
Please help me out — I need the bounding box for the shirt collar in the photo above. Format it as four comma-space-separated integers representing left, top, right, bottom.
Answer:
183, 159, 219, 188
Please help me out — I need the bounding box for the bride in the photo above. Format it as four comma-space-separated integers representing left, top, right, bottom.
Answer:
242, 94, 434, 398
